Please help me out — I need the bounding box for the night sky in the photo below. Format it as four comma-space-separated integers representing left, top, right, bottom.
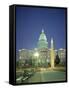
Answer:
16, 6, 66, 51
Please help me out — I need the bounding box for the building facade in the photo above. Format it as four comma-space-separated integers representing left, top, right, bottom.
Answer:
17, 29, 66, 68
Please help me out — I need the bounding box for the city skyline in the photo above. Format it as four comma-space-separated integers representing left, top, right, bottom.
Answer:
16, 6, 66, 51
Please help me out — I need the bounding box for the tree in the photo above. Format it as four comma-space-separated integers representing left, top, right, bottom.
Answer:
55, 54, 60, 65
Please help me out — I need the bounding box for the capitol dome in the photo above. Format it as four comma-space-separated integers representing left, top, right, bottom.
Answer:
39, 29, 47, 41
37, 29, 48, 49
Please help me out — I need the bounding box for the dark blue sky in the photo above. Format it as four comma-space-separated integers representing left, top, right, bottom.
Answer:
16, 6, 66, 51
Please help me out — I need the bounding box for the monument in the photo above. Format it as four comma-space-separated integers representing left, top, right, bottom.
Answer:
50, 38, 55, 69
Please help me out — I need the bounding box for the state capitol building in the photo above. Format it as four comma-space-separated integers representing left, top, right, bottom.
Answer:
17, 29, 66, 68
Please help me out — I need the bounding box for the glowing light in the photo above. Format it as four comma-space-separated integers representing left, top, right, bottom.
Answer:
34, 52, 39, 57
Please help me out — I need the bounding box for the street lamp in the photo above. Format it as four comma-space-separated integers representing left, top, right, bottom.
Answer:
34, 52, 39, 57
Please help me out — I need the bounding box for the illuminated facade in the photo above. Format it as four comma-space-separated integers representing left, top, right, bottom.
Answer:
37, 29, 48, 49
18, 29, 66, 67
37, 29, 49, 67
58, 48, 66, 64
